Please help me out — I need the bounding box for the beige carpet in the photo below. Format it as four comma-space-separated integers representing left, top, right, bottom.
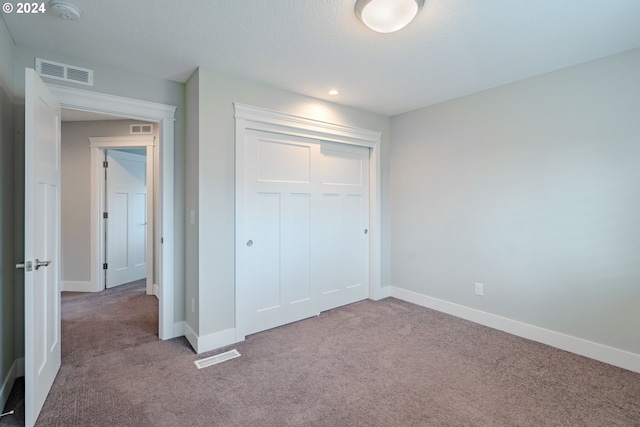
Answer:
3, 281, 640, 426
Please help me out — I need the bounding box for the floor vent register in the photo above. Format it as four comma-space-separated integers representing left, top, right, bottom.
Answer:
194, 349, 241, 369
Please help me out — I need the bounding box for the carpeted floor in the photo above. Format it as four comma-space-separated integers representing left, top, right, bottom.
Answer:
3, 281, 640, 426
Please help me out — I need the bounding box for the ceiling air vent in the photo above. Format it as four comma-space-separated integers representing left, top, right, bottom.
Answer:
36, 58, 93, 86
131, 124, 153, 135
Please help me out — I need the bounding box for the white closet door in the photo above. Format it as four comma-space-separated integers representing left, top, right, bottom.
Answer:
244, 131, 318, 334
314, 142, 370, 312
106, 150, 147, 288
242, 130, 369, 336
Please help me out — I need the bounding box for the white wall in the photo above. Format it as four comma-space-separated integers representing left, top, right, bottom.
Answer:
185, 68, 391, 349
60, 120, 155, 287
390, 49, 640, 358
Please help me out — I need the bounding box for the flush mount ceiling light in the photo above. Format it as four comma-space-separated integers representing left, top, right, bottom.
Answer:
355, 0, 425, 33
49, 0, 81, 21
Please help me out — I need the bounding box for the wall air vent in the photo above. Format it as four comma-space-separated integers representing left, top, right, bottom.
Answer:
35, 58, 94, 86
130, 124, 154, 135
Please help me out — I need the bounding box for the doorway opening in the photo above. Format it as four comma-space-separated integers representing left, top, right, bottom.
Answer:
60, 117, 159, 359
60, 117, 157, 297
49, 83, 177, 340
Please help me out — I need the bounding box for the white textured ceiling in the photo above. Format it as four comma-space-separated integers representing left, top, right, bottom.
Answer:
3, 0, 640, 116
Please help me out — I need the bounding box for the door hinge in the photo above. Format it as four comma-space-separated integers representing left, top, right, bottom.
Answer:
103, 160, 108, 168
103, 263, 108, 270
103, 212, 108, 219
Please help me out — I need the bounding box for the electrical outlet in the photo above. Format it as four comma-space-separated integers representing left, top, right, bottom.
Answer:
475, 282, 484, 296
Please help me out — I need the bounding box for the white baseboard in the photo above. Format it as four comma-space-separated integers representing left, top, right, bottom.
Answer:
62, 281, 93, 292
152, 284, 159, 298
184, 323, 239, 354
389, 286, 640, 374
0, 359, 22, 410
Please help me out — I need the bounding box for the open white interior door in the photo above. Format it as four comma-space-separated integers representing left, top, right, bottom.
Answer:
23, 68, 62, 427
105, 149, 147, 288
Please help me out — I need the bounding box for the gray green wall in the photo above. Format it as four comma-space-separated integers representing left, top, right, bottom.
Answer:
0, 15, 16, 407
185, 67, 392, 343
184, 69, 199, 334
390, 48, 640, 356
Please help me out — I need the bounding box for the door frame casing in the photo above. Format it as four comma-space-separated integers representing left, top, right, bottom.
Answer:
48, 84, 178, 340
88, 136, 155, 295
234, 103, 383, 342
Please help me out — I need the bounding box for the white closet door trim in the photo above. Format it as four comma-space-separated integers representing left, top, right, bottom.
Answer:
234, 103, 381, 147
234, 103, 383, 342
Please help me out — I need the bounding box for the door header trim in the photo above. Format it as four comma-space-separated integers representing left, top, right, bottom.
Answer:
234, 103, 381, 148
48, 84, 176, 122
89, 136, 155, 148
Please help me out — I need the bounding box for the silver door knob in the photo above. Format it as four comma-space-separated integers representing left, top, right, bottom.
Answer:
246, 240, 253, 247
35, 259, 52, 270
364, 229, 368, 234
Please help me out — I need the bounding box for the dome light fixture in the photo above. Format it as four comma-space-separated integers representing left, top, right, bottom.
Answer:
355, 0, 425, 33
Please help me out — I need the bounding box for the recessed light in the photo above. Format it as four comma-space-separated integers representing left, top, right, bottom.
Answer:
329, 90, 339, 95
